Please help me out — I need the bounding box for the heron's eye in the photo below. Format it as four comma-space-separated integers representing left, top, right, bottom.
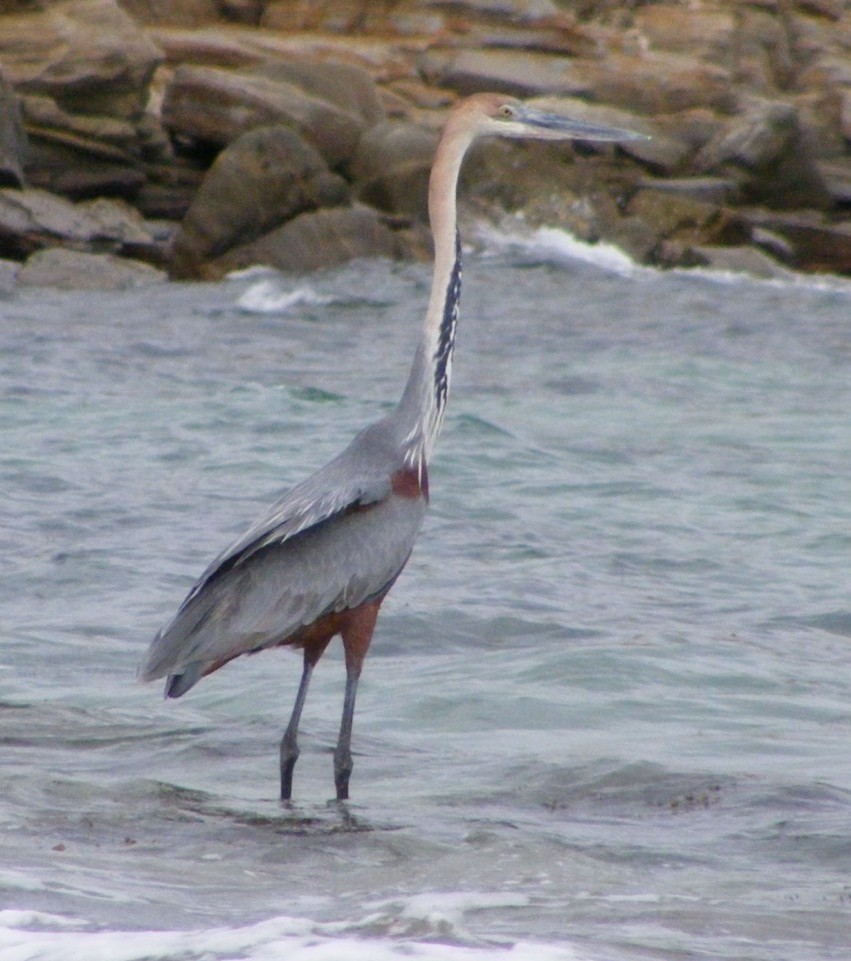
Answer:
498, 104, 516, 120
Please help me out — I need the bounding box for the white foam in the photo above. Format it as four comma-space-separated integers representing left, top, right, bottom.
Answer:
235, 279, 331, 315
475, 220, 642, 278
477, 218, 851, 294
0, 910, 589, 961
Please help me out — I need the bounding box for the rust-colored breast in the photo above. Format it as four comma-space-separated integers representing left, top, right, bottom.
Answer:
391, 464, 429, 502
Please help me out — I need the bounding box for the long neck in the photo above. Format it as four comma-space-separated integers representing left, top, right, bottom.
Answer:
396, 116, 474, 471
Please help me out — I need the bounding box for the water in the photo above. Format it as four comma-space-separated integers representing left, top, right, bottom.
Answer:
2, 228, 851, 961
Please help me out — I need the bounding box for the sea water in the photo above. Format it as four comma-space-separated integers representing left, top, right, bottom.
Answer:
2, 227, 851, 960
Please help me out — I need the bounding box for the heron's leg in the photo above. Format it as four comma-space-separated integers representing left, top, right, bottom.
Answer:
333, 670, 360, 801
280, 654, 314, 801
335, 600, 381, 801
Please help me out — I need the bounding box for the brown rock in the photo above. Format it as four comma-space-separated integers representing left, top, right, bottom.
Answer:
162, 62, 380, 167
737, 208, 851, 273
171, 125, 349, 278
208, 205, 400, 277
421, 48, 588, 99
0, 0, 162, 121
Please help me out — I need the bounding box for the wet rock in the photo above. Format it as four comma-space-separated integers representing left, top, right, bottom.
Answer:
350, 121, 438, 222
171, 125, 349, 279
207, 205, 400, 277
19, 247, 167, 289
686, 244, 792, 279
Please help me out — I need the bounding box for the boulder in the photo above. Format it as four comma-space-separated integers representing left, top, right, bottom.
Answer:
19, 247, 167, 289
207, 205, 400, 277
162, 61, 384, 168
350, 121, 438, 221
170, 125, 349, 278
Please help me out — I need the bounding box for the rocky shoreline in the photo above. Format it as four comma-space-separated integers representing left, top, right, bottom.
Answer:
2, 0, 851, 290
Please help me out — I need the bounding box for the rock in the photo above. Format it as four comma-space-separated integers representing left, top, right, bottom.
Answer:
815, 158, 851, 205
635, 176, 741, 206
255, 60, 385, 129
686, 244, 792, 278
0, 0, 163, 200
350, 121, 438, 221
0, 0, 162, 121
162, 62, 381, 167
0, 74, 26, 188
0, 258, 20, 295
421, 49, 588, 99
694, 99, 831, 208
633, 3, 794, 92
574, 51, 737, 116
626, 189, 738, 252
171, 125, 349, 278
150, 26, 418, 85
207, 205, 400, 277
18, 247, 167, 289
117, 0, 222, 26
735, 209, 851, 273
0, 187, 166, 261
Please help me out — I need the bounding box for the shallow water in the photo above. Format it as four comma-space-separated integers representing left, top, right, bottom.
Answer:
2, 232, 851, 960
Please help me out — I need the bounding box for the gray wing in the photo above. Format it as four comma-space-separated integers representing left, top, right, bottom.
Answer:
139, 422, 426, 686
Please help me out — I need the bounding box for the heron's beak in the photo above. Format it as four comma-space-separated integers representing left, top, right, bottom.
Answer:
517, 105, 649, 143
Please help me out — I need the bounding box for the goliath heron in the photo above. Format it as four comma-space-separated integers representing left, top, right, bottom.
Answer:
140, 93, 643, 800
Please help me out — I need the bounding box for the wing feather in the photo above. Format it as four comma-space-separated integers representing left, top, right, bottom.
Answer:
139, 420, 426, 685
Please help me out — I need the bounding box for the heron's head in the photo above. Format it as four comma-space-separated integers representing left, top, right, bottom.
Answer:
461, 92, 648, 145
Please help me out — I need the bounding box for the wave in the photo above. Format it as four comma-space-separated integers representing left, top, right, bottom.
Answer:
0, 905, 590, 961
475, 218, 851, 295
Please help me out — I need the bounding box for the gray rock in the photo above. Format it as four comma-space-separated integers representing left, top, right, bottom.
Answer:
0, 188, 165, 260
171, 124, 349, 278
209, 205, 399, 277
350, 121, 438, 222
19, 247, 167, 289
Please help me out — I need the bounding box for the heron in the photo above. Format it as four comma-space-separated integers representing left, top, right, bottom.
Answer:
139, 93, 644, 801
